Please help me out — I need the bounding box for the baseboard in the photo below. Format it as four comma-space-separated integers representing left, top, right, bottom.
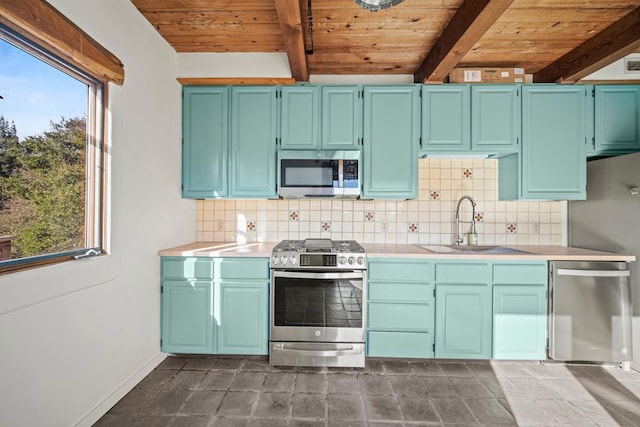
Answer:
74, 352, 167, 427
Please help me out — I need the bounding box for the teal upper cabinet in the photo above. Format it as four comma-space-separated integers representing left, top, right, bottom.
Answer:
363, 85, 420, 199
229, 86, 278, 198
471, 85, 521, 153
280, 86, 320, 150
592, 85, 640, 155
421, 85, 470, 152
321, 86, 362, 150
521, 85, 587, 200
182, 86, 228, 198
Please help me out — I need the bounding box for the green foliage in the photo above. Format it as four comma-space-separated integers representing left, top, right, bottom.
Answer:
0, 116, 86, 259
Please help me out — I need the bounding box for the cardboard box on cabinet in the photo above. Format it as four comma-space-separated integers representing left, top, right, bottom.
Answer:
449, 67, 532, 83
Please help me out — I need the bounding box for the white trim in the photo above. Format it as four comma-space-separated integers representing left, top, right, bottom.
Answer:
74, 352, 167, 427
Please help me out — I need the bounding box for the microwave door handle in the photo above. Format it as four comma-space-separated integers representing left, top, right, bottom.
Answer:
338, 159, 344, 189
273, 271, 363, 280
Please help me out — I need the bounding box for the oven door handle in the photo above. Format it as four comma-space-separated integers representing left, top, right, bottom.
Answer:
273, 271, 363, 280
274, 343, 362, 357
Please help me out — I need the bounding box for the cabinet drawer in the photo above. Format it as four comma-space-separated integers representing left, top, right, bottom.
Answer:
369, 282, 432, 302
493, 263, 547, 285
435, 262, 491, 283
368, 302, 433, 331
368, 331, 433, 358
162, 258, 213, 280
220, 258, 269, 279
368, 259, 430, 282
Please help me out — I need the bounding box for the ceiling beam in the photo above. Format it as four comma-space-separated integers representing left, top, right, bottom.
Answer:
535, 7, 640, 83
414, 0, 514, 84
274, 0, 309, 82
0, 0, 124, 84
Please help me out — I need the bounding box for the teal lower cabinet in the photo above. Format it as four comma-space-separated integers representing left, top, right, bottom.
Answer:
492, 262, 548, 360
366, 258, 434, 358
160, 257, 269, 355
435, 284, 492, 359
218, 281, 268, 355
161, 279, 214, 354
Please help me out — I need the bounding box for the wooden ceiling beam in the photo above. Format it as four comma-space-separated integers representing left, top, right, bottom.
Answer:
0, 0, 124, 85
534, 7, 640, 83
413, 0, 515, 84
274, 0, 308, 82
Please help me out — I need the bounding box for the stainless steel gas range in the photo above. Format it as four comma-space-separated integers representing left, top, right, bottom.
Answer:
269, 239, 367, 368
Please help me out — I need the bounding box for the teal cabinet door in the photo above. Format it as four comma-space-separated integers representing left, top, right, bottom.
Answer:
471, 85, 520, 153
217, 281, 268, 355
230, 86, 277, 197
182, 86, 228, 198
321, 86, 362, 149
594, 85, 640, 155
435, 284, 492, 359
521, 85, 587, 200
161, 280, 213, 354
421, 85, 470, 152
363, 85, 420, 199
366, 258, 434, 358
280, 86, 320, 150
493, 285, 547, 360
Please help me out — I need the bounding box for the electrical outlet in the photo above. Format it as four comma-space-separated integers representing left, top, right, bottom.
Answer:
216, 219, 224, 231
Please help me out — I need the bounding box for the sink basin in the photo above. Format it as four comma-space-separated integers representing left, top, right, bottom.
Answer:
417, 245, 529, 255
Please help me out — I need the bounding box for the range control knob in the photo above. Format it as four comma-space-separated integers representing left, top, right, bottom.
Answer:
357, 257, 365, 265
281, 257, 288, 265
338, 256, 347, 265
348, 256, 355, 265
271, 256, 279, 266
290, 256, 297, 265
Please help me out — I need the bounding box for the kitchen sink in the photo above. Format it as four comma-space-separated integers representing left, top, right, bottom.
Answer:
416, 245, 530, 255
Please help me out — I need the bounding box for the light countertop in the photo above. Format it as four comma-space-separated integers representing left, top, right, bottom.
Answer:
159, 242, 635, 262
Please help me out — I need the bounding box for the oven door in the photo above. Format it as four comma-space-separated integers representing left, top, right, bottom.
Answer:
270, 270, 366, 343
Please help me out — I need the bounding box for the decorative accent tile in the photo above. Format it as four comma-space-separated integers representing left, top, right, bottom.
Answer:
321, 221, 331, 232
246, 221, 256, 232
289, 210, 299, 222
506, 223, 518, 234
408, 222, 418, 234
474, 212, 484, 223
429, 190, 440, 200
364, 210, 375, 222
463, 168, 473, 179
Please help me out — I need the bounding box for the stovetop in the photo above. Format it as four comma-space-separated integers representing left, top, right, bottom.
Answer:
271, 239, 366, 269
273, 239, 365, 254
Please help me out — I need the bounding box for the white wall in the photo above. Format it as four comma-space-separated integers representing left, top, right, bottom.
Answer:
0, 1, 194, 426
582, 53, 640, 81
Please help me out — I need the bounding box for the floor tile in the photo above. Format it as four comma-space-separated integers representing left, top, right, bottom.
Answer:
241, 357, 271, 372
212, 358, 244, 371
198, 371, 236, 391
168, 370, 207, 390
328, 373, 359, 394
420, 376, 458, 398
94, 413, 172, 427
382, 360, 413, 375
536, 399, 597, 426
253, 392, 292, 419
212, 416, 250, 426
170, 414, 211, 427
429, 398, 478, 424
327, 421, 366, 427
296, 372, 327, 394
157, 356, 188, 370
503, 398, 556, 425
248, 419, 288, 427
411, 361, 447, 376
183, 358, 216, 371
504, 377, 561, 400
397, 397, 440, 423
289, 420, 326, 427
362, 395, 402, 421
263, 372, 296, 392
364, 359, 385, 373
110, 388, 157, 414
438, 362, 475, 377
136, 369, 176, 389
292, 393, 326, 419
357, 374, 393, 396
465, 398, 516, 425
327, 393, 365, 420
388, 375, 426, 397
145, 389, 191, 415
450, 377, 493, 398
229, 372, 266, 391
490, 362, 534, 378
217, 391, 259, 417
179, 390, 224, 415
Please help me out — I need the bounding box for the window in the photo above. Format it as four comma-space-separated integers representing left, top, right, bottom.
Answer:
0, 25, 105, 273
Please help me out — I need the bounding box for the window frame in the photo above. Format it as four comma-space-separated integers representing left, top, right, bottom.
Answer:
0, 24, 107, 275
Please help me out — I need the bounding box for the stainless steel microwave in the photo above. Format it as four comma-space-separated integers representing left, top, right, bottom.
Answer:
278, 151, 361, 198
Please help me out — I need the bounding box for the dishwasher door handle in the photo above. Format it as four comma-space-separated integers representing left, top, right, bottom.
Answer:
557, 268, 630, 277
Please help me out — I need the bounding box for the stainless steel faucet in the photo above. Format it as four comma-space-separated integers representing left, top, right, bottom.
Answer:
455, 195, 477, 245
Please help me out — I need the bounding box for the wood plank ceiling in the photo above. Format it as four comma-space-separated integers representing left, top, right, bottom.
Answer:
130, 0, 640, 83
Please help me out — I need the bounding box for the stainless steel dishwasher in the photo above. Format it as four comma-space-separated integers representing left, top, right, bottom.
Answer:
549, 261, 632, 362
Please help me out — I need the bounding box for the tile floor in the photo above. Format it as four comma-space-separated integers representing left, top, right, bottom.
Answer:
95, 356, 640, 426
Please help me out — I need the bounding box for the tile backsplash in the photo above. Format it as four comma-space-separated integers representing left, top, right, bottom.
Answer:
196, 158, 564, 245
